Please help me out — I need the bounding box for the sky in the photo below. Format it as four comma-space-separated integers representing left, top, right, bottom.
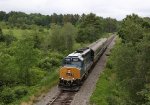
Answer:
0, 0, 150, 20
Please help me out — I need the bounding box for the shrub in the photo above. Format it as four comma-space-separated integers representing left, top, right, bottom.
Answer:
49, 58, 60, 67
39, 28, 44, 32
4, 34, 17, 45
1, 87, 15, 104
39, 57, 53, 71
48, 52, 64, 60
106, 59, 113, 69
30, 67, 46, 85
39, 56, 61, 71
14, 86, 28, 99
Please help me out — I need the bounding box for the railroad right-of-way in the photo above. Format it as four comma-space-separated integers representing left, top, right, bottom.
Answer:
34, 35, 116, 105
70, 35, 116, 105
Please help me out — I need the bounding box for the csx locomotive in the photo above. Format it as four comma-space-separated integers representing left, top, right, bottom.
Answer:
58, 35, 115, 90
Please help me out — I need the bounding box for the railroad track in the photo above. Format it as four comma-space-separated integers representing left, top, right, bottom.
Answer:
46, 91, 76, 105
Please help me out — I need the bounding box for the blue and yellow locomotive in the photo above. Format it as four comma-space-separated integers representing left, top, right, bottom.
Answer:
58, 35, 115, 90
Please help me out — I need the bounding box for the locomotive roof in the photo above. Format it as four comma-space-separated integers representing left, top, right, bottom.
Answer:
68, 52, 84, 61
68, 52, 82, 57
67, 47, 91, 61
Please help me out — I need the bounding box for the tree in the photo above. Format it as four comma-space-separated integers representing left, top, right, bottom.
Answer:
118, 14, 144, 44
0, 44, 18, 86
61, 23, 77, 51
0, 28, 5, 42
0, 11, 6, 21
76, 13, 102, 43
115, 14, 150, 104
51, 13, 58, 24
49, 23, 77, 51
15, 36, 39, 86
103, 17, 118, 33
136, 33, 150, 104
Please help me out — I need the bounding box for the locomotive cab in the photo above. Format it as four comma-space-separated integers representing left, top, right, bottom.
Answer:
58, 53, 84, 90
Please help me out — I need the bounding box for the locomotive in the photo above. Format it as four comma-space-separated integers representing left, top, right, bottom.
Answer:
58, 35, 115, 91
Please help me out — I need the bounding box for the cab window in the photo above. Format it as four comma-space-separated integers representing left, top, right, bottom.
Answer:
63, 57, 82, 68
64, 58, 71, 64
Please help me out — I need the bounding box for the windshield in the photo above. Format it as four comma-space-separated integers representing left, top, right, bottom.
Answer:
63, 58, 82, 68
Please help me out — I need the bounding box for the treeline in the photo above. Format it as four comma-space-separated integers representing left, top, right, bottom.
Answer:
0, 11, 79, 27
0, 11, 118, 33
113, 14, 150, 104
90, 14, 150, 105
117, 14, 150, 104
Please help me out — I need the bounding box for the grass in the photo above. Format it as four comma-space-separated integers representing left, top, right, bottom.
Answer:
3, 29, 32, 39
2, 28, 51, 39
90, 68, 117, 105
100, 32, 114, 38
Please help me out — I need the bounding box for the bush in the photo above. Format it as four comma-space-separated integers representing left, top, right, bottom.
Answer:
106, 59, 113, 69
30, 67, 46, 85
4, 34, 16, 45
1, 87, 15, 104
39, 57, 60, 71
39, 28, 44, 32
39, 57, 53, 71
0, 86, 28, 104
48, 52, 64, 60
14, 86, 28, 99
49, 58, 60, 67
39, 52, 62, 71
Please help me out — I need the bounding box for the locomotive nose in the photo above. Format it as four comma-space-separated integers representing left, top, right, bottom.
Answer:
59, 67, 80, 80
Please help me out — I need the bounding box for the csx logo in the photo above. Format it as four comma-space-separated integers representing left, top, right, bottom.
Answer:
66, 70, 73, 76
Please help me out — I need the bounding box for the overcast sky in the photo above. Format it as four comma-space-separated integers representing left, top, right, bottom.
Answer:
0, 0, 150, 20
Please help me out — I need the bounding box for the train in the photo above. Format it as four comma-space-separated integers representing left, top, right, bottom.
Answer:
58, 35, 115, 91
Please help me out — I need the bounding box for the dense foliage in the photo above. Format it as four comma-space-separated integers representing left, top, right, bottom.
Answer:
116, 14, 150, 105
0, 11, 79, 27
0, 25, 69, 104
76, 13, 118, 43
49, 23, 77, 51
91, 14, 150, 105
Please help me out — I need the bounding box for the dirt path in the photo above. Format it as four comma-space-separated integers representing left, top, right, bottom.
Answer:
34, 36, 116, 105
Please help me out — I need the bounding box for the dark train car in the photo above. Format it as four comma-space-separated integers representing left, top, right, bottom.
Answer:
58, 36, 114, 91
88, 38, 107, 62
